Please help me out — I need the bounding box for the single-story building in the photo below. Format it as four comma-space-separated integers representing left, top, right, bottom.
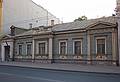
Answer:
0, 16, 119, 65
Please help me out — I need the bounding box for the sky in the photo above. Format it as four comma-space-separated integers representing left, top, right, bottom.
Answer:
32, 0, 116, 23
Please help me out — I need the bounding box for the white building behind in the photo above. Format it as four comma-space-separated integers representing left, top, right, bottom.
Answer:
2, 0, 60, 33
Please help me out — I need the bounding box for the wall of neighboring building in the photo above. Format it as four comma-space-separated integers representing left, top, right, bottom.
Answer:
0, 0, 2, 32
2, 0, 60, 34
0, 45, 1, 60
116, 0, 120, 65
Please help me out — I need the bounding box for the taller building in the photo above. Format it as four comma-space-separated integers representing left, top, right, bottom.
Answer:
116, 0, 120, 65
0, 0, 2, 32
2, 0, 60, 33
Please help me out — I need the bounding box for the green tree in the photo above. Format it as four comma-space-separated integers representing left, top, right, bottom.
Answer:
74, 16, 87, 22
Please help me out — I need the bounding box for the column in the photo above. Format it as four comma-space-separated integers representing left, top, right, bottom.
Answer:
1, 43, 5, 61
112, 30, 117, 64
32, 39, 35, 62
87, 34, 91, 64
49, 38, 53, 59
10, 42, 13, 59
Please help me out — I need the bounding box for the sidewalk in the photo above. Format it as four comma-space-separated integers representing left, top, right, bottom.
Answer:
0, 61, 120, 74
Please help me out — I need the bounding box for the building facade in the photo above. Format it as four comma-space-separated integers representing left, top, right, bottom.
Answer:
116, 0, 120, 65
1, 0, 60, 33
0, 0, 2, 32
0, 16, 118, 65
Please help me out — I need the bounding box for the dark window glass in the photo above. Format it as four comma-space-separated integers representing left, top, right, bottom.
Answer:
27, 44, 32, 55
97, 39, 105, 54
19, 45, 22, 55
74, 41, 81, 55
38, 43, 45, 55
60, 42, 66, 55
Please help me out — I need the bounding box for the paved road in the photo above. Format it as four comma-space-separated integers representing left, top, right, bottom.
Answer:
0, 65, 120, 82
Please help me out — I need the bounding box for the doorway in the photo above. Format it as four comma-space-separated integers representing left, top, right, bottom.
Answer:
4, 46, 10, 61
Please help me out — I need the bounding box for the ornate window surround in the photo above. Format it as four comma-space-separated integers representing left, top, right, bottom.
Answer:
26, 43, 32, 55
36, 41, 47, 55
59, 40, 67, 55
96, 37, 107, 54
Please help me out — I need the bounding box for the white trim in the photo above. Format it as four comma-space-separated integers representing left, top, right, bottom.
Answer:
73, 39, 82, 55
36, 41, 47, 54
26, 43, 32, 55
96, 37, 106, 54
59, 40, 67, 54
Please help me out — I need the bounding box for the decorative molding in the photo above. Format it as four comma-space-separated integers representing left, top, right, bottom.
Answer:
36, 41, 48, 55
96, 55, 107, 60
59, 55, 67, 59
59, 40, 67, 54
95, 37, 107, 54
73, 55, 82, 59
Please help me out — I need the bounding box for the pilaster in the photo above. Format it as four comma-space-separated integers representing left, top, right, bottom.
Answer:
49, 37, 53, 59
112, 28, 118, 65
87, 33, 92, 64
32, 39, 35, 61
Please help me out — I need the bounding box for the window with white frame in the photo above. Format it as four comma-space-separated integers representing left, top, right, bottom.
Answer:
59, 41, 67, 55
38, 43, 46, 55
26, 44, 32, 55
18, 45, 22, 55
73, 40, 82, 55
96, 38, 106, 55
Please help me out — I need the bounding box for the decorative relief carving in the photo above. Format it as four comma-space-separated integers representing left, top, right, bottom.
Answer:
59, 55, 67, 59
73, 55, 82, 59
96, 55, 107, 60
35, 56, 48, 59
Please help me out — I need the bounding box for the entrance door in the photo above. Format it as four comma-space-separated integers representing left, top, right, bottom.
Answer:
4, 46, 10, 61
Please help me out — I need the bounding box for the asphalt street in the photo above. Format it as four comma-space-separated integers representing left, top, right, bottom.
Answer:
0, 65, 120, 82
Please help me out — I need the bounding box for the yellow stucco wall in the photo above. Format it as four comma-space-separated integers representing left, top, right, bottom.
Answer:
0, 0, 2, 32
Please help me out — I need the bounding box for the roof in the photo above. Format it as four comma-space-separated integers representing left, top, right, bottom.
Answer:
0, 32, 6, 40
15, 26, 52, 37
52, 16, 117, 32
10, 25, 28, 31
15, 16, 117, 37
